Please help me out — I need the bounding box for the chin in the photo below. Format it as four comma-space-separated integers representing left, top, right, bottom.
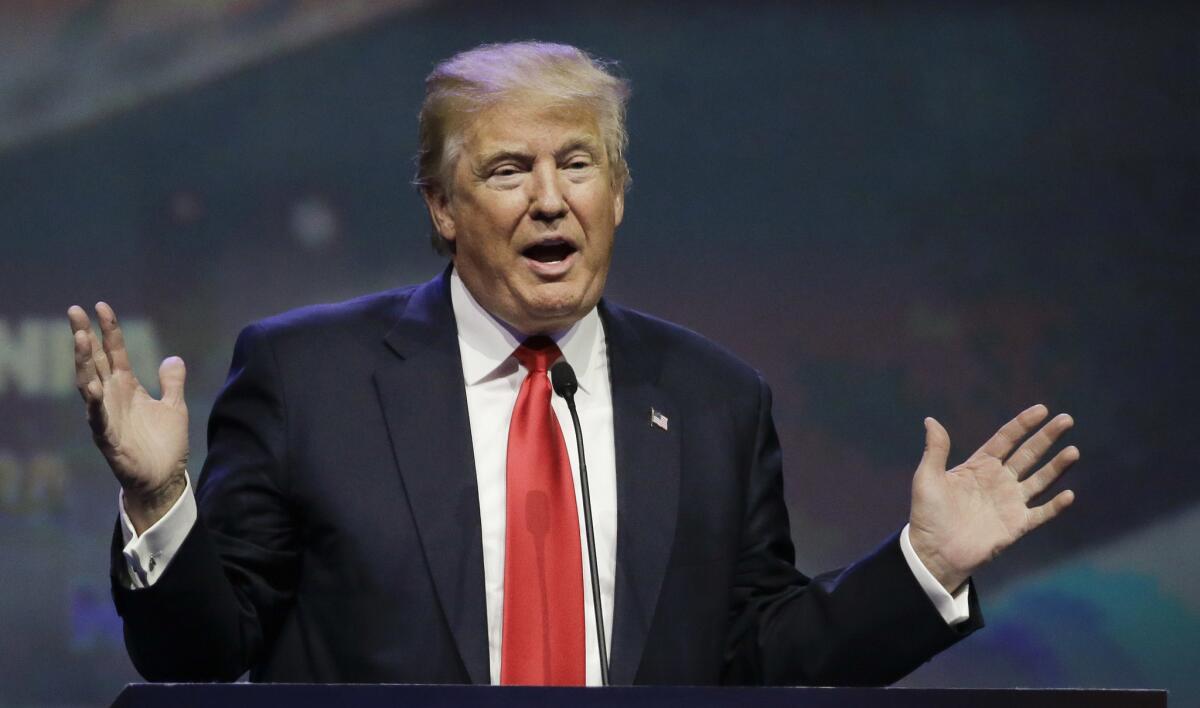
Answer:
519, 295, 587, 331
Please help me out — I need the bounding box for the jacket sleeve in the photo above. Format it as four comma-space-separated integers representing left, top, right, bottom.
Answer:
110, 322, 301, 681
720, 375, 983, 686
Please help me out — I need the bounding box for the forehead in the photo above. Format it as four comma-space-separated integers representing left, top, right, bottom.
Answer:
461, 100, 603, 157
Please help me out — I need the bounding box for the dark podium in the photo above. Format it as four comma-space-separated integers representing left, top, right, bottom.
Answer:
111, 684, 1167, 707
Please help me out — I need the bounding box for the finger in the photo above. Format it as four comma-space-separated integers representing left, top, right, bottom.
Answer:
73, 329, 100, 402
74, 331, 108, 433
976, 404, 1049, 460
95, 302, 132, 374
1026, 488, 1075, 532
73, 331, 98, 396
68, 305, 110, 381
1022, 445, 1080, 501
87, 326, 111, 380
918, 417, 951, 473
66, 305, 92, 335
1004, 412, 1074, 478
158, 356, 187, 407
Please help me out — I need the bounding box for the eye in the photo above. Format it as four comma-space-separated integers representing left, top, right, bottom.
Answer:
492, 165, 522, 177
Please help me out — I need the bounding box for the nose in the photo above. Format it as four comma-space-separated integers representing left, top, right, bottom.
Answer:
528, 162, 567, 222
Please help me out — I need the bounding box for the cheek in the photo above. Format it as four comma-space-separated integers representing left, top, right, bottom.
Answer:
459, 189, 521, 226
572, 186, 618, 229
455, 207, 517, 255
577, 205, 616, 255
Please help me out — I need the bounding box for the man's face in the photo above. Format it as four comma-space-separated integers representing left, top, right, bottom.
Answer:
425, 101, 624, 335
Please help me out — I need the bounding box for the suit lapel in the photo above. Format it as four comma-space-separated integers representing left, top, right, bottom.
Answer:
370, 280, 681, 686
373, 270, 490, 685
601, 302, 681, 686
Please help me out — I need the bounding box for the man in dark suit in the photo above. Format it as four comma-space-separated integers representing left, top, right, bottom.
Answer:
68, 41, 1078, 686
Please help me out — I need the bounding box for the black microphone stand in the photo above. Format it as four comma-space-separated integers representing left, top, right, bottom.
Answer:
550, 361, 609, 686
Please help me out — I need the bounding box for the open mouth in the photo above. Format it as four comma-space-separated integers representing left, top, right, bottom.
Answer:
522, 238, 577, 263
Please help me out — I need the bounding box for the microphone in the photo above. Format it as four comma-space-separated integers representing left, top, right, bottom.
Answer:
550, 360, 609, 686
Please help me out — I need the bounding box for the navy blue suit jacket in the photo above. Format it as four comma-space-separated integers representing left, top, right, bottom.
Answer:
111, 269, 980, 685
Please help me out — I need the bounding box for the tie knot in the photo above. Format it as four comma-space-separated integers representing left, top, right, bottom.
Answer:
513, 336, 563, 373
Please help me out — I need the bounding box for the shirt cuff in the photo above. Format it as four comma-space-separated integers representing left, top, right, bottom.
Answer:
899, 523, 971, 626
119, 473, 197, 589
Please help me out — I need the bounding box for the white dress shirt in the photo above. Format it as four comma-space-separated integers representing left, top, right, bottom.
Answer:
120, 268, 969, 685
448, 269, 617, 685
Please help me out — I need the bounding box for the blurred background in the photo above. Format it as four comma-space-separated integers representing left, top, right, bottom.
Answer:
1, 1, 1196, 705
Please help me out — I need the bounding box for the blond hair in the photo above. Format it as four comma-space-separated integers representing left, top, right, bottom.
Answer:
414, 41, 631, 254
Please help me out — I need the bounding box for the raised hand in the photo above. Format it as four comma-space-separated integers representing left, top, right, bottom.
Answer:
68, 302, 189, 534
907, 404, 1078, 592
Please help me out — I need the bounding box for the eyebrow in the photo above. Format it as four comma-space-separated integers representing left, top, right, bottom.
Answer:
555, 137, 604, 161
473, 136, 604, 173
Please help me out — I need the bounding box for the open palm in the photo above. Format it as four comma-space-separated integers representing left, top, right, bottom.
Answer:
69, 303, 189, 527
908, 405, 1078, 592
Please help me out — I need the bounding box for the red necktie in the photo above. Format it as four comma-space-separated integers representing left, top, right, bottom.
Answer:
500, 336, 585, 685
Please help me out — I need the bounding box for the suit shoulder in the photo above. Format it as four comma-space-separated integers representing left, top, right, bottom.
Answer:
243, 285, 419, 344
603, 301, 763, 387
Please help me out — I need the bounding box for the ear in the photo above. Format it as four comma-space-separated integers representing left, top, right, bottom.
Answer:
612, 187, 625, 229
422, 187, 457, 244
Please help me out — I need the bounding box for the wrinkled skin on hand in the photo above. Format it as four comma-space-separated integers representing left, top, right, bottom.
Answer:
68, 302, 189, 533
908, 404, 1078, 592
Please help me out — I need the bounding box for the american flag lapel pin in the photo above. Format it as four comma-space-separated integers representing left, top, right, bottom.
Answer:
649, 407, 669, 431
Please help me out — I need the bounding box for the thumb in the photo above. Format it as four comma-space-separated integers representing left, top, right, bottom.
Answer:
919, 416, 950, 473
159, 356, 187, 406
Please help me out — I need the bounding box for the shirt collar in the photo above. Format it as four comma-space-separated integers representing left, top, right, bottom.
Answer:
450, 268, 601, 393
